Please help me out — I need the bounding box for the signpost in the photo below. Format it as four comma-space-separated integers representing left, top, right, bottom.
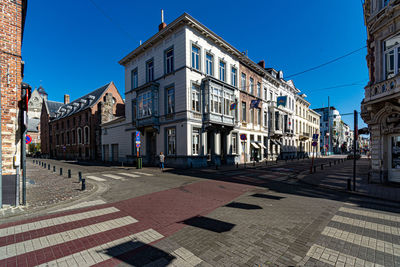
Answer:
136, 131, 142, 169
310, 134, 319, 173
240, 134, 247, 166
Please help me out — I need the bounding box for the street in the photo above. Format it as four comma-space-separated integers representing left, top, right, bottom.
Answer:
0, 157, 399, 266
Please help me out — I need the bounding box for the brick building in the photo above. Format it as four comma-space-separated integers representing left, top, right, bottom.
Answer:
42, 82, 124, 160
0, 0, 28, 206
40, 99, 63, 157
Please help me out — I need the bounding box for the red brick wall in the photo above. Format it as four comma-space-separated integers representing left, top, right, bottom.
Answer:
0, 0, 25, 175
40, 103, 50, 156
239, 63, 263, 124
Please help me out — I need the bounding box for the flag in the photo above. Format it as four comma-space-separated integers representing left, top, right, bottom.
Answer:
277, 96, 287, 107
250, 99, 260, 109
230, 102, 237, 110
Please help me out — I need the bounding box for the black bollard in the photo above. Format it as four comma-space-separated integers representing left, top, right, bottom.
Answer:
60, 168, 63, 176
321, 164, 324, 170
347, 179, 351, 191
81, 178, 86, 191
78, 171, 82, 182
68, 169, 71, 178
329, 162, 332, 167
216, 164, 218, 170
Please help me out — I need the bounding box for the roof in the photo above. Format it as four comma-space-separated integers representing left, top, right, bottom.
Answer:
27, 118, 40, 132
44, 100, 63, 118
119, 13, 281, 87
51, 82, 112, 121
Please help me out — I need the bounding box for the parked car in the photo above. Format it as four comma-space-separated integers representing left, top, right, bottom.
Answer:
33, 151, 42, 158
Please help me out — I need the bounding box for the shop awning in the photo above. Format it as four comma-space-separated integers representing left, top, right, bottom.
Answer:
270, 140, 278, 145
258, 143, 267, 149
251, 142, 260, 149
275, 140, 283, 146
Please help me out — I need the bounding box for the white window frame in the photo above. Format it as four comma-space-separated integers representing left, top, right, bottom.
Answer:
166, 86, 175, 114
249, 78, 254, 95
165, 48, 174, 74
219, 60, 226, 82
167, 128, 176, 155
210, 87, 222, 114
241, 73, 246, 90
146, 59, 154, 82
191, 45, 200, 70
232, 133, 238, 154
384, 34, 400, 80
257, 82, 261, 97
131, 68, 138, 89
205, 53, 213, 76
231, 66, 237, 87
191, 83, 200, 112
192, 128, 200, 155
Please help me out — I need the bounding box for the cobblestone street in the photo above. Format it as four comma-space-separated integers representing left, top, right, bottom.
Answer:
0, 157, 399, 266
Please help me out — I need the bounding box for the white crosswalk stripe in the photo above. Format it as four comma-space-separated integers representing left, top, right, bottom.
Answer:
0, 216, 138, 261
0, 207, 119, 237
339, 206, 400, 223
86, 175, 106, 182
306, 244, 375, 266
118, 172, 140, 178
331, 215, 400, 236
132, 171, 153, 176
37, 229, 164, 267
102, 174, 125, 180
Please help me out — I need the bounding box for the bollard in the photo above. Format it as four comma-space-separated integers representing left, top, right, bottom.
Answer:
53, 166, 56, 172
347, 179, 351, 191
329, 162, 332, 167
48, 164, 50, 170
216, 164, 218, 170
68, 169, 71, 178
81, 178, 86, 191
60, 168, 63, 176
78, 171, 82, 182
321, 164, 324, 170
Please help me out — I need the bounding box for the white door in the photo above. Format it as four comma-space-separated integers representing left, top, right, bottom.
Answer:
388, 135, 400, 182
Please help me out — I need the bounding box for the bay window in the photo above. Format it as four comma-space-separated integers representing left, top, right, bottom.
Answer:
211, 87, 222, 114
137, 91, 152, 118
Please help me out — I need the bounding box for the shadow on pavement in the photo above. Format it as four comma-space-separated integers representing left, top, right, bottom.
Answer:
250, 193, 285, 200
224, 202, 263, 210
180, 216, 236, 233
103, 240, 175, 266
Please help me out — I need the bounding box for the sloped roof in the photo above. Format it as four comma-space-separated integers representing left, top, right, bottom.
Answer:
44, 100, 63, 118
51, 82, 112, 121
27, 118, 40, 132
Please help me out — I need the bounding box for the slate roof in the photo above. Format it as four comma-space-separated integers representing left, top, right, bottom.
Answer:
51, 82, 112, 121
27, 118, 40, 132
45, 100, 64, 118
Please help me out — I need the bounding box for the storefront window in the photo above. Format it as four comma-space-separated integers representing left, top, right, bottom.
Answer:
392, 136, 400, 169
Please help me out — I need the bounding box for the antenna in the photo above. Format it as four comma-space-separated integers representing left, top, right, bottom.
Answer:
161, 9, 164, 23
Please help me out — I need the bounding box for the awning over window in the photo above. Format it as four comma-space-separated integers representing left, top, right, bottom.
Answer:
258, 143, 267, 149
251, 142, 260, 149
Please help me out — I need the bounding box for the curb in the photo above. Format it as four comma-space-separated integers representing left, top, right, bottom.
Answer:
295, 170, 400, 204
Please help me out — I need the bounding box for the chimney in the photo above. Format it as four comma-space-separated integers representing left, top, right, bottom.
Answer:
158, 9, 167, 31
257, 60, 265, 69
64, 94, 70, 104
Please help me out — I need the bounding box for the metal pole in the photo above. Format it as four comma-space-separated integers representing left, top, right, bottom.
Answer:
0, 68, 2, 208
21, 87, 26, 205
353, 110, 358, 191
328, 96, 331, 155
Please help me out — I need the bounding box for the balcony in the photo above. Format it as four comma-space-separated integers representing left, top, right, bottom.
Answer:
364, 75, 400, 103
299, 132, 310, 140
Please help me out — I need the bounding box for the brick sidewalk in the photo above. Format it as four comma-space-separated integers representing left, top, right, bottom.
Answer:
298, 158, 400, 202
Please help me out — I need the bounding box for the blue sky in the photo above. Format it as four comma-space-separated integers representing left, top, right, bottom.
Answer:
22, 0, 368, 128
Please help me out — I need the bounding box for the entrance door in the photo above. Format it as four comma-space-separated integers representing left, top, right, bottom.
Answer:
146, 131, 157, 165
388, 135, 400, 182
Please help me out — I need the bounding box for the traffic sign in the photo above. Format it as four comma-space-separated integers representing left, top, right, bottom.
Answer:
136, 143, 141, 148
240, 134, 247, 141
312, 141, 318, 147
26, 135, 32, 144
136, 131, 140, 142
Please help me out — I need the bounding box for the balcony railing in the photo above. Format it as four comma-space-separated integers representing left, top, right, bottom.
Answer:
364, 75, 400, 103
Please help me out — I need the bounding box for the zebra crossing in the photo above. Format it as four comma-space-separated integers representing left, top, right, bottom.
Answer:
85, 171, 154, 182
303, 204, 400, 266
0, 203, 202, 267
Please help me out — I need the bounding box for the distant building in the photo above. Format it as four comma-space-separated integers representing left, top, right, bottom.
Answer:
40, 99, 63, 157
26, 86, 48, 151
361, 0, 400, 183
42, 82, 124, 160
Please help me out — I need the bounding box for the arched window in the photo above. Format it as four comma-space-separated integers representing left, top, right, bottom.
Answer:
77, 128, 82, 144
84, 126, 90, 144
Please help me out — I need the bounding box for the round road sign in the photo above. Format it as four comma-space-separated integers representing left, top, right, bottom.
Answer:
26, 135, 32, 144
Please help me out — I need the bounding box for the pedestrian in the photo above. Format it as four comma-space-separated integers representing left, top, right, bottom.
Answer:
159, 152, 165, 172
